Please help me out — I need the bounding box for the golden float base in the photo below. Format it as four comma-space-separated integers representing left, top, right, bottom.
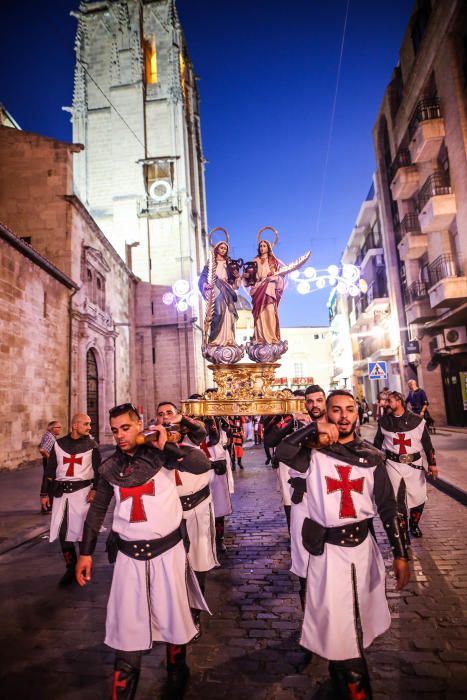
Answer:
181, 362, 305, 416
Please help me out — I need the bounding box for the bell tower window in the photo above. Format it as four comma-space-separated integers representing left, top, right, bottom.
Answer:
144, 36, 158, 85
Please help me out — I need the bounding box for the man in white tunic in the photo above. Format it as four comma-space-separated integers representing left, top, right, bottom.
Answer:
276, 391, 410, 699
374, 391, 438, 538
156, 401, 218, 637
40, 413, 100, 586
76, 403, 210, 700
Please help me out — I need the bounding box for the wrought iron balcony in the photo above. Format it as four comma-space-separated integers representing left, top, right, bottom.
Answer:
417, 171, 452, 212
389, 149, 412, 183
366, 278, 388, 305
428, 253, 461, 287
408, 97, 442, 138
403, 281, 428, 306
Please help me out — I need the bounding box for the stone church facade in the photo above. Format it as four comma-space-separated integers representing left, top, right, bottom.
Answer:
70, 0, 209, 401
0, 127, 138, 461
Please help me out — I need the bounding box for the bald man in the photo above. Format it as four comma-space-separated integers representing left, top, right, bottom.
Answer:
41, 413, 101, 585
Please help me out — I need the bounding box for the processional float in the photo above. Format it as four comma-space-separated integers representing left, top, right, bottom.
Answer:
181, 227, 311, 417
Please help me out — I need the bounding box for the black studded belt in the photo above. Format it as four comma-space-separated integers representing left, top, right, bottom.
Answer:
180, 484, 210, 511
386, 450, 423, 467
53, 479, 93, 497
302, 518, 369, 556
114, 525, 186, 561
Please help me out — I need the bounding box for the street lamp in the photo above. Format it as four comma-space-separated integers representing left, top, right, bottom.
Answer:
162, 279, 198, 312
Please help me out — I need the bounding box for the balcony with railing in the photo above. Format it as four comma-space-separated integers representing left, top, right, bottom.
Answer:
396, 212, 427, 260
403, 281, 433, 323
417, 170, 456, 233
136, 194, 181, 218
354, 229, 383, 267
366, 278, 388, 308
408, 97, 445, 163
389, 148, 419, 200
427, 253, 467, 309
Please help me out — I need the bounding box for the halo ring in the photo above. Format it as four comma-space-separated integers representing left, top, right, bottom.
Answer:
257, 225, 279, 248
208, 227, 229, 248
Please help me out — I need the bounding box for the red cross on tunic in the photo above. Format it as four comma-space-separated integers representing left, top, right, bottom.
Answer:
325, 465, 364, 519
112, 671, 127, 700
119, 480, 155, 522
393, 432, 411, 455
63, 454, 83, 477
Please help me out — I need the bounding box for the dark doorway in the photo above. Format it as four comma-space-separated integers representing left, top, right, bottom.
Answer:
86, 349, 99, 441
441, 352, 467, 427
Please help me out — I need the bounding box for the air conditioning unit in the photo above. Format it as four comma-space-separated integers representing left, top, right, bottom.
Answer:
429, 334, 446, 354
444, 326, 467, 347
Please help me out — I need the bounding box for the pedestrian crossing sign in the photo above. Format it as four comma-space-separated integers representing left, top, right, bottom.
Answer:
368, 361, 388, 380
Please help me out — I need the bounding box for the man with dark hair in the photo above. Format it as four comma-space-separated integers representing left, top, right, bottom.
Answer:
76, 403, 210, 699
156, 401, 218, 638
276, 391, 409, 699
374, 390, 438, 538
40, 414, 99, 585
38, 420, 62, 513
406, 379, 429, 416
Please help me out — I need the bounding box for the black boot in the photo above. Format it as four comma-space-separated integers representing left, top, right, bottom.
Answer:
329, 659, 373, 699
238, 459, 244, 470
59, 546, 77, 587
161, 644, 189, 700
215, 517, 226, 553
409, 503, 424, 538
111, 659, 140, 699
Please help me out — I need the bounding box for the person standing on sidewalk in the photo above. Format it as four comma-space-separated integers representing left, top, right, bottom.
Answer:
156, 401, 219, 638
76, 403, 210, 700
38, 420, 62, 513
276, 390, 410, 699
40, 413, 100, 586
406, 379, 429, 416
374, 390, 438, 538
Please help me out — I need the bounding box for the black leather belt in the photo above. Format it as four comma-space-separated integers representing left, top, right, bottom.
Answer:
180, 484, 210, 511
386, 450, 423, 467
54, 479, 93, 497
115, 526, 185, 561
302, 518, 369, 556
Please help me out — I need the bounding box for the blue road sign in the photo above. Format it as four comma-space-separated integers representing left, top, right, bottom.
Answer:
368, 361, 388, 380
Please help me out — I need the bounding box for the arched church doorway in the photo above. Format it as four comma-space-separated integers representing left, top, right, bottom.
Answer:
86, 349, 99, 441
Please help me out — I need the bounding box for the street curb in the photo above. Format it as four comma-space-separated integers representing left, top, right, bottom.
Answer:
0, 525, 49, 556
430, 477, 467, 507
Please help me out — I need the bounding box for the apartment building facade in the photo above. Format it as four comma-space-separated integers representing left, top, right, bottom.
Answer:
373, 0, 467, 426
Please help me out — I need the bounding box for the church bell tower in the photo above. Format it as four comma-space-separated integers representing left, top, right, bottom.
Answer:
69, 0, 209, 405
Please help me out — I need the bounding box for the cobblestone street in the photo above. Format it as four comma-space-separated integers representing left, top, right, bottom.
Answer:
1, 444, 466, 699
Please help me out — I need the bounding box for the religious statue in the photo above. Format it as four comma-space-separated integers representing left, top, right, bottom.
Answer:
243, 226, 310, 363
199, 228, 245, 364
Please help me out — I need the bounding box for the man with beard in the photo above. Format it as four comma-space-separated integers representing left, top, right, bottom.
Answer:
276, 390, 409, 699
40, 413, 100, 586
374, 390, 437, 538
76, 403, 210, 700
156, 401, 218, 638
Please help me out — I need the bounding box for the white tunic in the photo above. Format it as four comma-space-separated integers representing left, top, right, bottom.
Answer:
276, 461, 292, 507
207, 441, 232, 518
300, 450, 391, 660
379, 420, 427, 508
288, 465, 310, 579
170, 466, 219, 572
49, 443, 94, 543
105, 468, 209, 651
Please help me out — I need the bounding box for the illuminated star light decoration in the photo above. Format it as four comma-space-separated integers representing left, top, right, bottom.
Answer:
162, 279, 198, 312
289, 264, 368, 297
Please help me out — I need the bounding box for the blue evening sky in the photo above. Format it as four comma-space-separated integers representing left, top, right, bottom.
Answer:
0, 0, 414, 326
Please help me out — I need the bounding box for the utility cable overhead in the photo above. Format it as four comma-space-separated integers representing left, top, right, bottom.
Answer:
314, 0, 351, 239
42, 8, 146, 151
